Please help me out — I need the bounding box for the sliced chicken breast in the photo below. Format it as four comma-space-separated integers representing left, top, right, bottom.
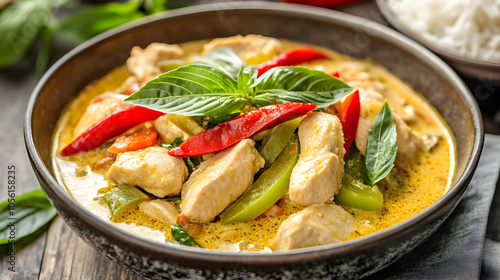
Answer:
355, 90, 425, 164
106, 146, 188, 198
202, 34, 282, 65
289, 112, 346, 206
153, 114, 189, 144
273, 204, 355, 250
139, 200, 178, 225
180, 139, 265, 223
127, 43, 184, 82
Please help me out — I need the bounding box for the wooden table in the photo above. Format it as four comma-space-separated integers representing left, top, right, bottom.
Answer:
1, 1, 499, 279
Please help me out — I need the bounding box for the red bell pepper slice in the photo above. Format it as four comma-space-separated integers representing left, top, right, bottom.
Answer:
168, 103, 316, 157
107, 127, 158, 154
256, 47, 328, 77
336, 90, 360, 159
61, 105, 164, 156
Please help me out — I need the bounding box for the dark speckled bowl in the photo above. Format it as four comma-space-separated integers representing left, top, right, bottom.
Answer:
25, 2, 483, 279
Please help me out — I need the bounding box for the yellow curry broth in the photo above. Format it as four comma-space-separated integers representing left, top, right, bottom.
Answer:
52, 38, 455, 251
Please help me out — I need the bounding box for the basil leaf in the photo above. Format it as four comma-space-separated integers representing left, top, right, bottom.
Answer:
0, 189, 57, 245
171, 223, 203, 247
125, 64, 247, 117
238, 66, 258, 95
251, 66, 352, 108
56, 0, 145, 44
194, 47, 245, 80
0, 0, 52, 67
364, 102, 398, 187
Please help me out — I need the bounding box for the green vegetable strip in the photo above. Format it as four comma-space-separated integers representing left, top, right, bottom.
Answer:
335, 174, 384, 211
364, 102, 398, 187
171, 223, 203, 247
220, 135, 300, 224
336, 144, 384, 211
259, 117, 301, 167
100, 185, 149, 220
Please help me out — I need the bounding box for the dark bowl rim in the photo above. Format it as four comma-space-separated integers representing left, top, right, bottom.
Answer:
375, 0, 500, 69
24, 1, 484, 265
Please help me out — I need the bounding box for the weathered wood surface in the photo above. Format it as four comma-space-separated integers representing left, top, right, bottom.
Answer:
0, 1, 499, 280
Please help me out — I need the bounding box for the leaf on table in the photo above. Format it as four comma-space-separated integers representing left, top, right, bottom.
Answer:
0, 189, 57, 245
250, 66, 353, 108
125, 64, 247, 116
55, 0, 145, 44
364, 102, 398, 187
143, 0, 169, 14
0, 0, 52, 67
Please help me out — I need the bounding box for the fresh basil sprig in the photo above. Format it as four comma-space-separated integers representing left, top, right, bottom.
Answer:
0, 189, 57, 245
125, 55, 353, 116
193, 47, 245, 80
364, 102, 398, 187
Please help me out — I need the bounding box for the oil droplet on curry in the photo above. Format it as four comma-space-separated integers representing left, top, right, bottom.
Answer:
52, 35, 455, 252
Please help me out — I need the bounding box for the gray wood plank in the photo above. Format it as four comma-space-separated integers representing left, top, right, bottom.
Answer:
39, 217, 143, 280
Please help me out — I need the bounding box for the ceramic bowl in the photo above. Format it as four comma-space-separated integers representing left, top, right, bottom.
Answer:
376, 0, 500, 81
25, 2, 483, 279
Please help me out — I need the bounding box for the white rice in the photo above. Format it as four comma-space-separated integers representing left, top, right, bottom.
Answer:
387, 0, 500, 63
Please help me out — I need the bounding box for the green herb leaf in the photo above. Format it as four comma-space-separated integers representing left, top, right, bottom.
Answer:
194, 47, 245, 80
171, 223, 203, 247
143, 0, 169, 14
125, 64, 247, 116
0, 189, 57, 245
160, 137, 184, 149
364, 102, 398, 187
56, 0, 145, 44
238, 66, 258, 94
36, 25, 53, 72
0, 0, 52, 68
251, 66, 353, 108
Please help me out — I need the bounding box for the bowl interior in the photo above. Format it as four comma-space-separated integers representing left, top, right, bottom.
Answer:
25, 2, 483, 277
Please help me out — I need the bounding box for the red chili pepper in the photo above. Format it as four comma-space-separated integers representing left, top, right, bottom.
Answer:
168, 103, 316, 157
336, 90, 360, 159
61, 105, 164, 156
283, 0, 366, 8
256, 47, 328, 77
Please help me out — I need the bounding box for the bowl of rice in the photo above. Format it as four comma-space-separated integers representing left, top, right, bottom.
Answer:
376, 0, 500, 80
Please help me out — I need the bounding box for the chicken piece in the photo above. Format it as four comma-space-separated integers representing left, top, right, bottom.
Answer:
139, 200, 178, 225
355, 90, 425, 164
73, 93, 129, 137
202, 34, 282, 65
180, 139, 265, 223
126, 43, 184, 82
106, 146, 188, 198
289, 112, 345, 206
153, 114, 189, 143
273, 204, 354, 250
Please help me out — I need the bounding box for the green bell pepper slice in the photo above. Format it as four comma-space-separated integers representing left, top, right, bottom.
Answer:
335, 174, 384, 211
335, 145, 384, 211
100, 185, 149, 220
258, 117, 301, 167
220, 135, 300, 224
